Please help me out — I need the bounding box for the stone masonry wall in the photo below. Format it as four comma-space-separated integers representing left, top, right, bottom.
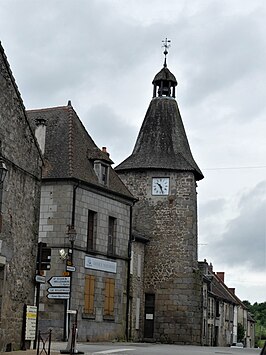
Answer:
118, 170, 203, 344
0, 47, 42, 351
38, 181, 131, 341
129, 240, 146, 340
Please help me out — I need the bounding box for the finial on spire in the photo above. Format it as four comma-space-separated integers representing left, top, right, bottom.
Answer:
162, 37, 171, 67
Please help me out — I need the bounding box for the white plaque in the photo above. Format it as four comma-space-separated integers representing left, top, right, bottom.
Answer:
85, 256, 117, 273
146, 314, 154, 320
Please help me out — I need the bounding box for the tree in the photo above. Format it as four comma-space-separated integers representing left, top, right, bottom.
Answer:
237, 323, 245, 342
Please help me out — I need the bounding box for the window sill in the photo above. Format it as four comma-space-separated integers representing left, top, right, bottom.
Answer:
82, 313, 95, 320
103, 315, 115, 321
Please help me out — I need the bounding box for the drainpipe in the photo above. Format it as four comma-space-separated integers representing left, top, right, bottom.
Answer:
63, 181, 79, 341
125, 203, 134, 341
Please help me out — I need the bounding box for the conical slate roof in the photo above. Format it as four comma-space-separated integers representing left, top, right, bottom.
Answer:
115, 66, 203, 181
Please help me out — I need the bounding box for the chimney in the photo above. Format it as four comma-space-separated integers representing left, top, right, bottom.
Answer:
216, 272, 225, 283
35, 118, 47, 155
102, 147, 110, 157
229, 288, 235, 294
208, 262, 213, 272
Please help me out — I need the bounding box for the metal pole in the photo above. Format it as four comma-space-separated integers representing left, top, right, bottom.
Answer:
34, 243, 43, 349
48, 329, 52, 355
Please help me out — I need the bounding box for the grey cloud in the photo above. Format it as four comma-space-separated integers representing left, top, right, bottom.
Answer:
84, 104, 138, 165
204, 181, 266, 271
199, 198, 227, 219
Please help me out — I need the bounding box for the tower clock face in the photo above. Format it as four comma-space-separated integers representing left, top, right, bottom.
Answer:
152, 177, 170, 195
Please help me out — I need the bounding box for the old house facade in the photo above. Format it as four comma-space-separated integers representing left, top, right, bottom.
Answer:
27, 102, 135, 342
199, 260, 255, 348
115, 54, 204, 344
0, 42, 42, 351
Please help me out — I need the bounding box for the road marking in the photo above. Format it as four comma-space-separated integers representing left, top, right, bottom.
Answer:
92, 349, 135, 354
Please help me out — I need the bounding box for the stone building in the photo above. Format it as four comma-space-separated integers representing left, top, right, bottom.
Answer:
0, 42, 42, 351
199, 260, 255, 348
115, 56, 204, 344
27, 102, 135, 341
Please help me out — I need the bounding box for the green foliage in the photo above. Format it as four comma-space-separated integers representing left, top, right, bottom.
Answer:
243, 300, 266, 340
237, 322, 245, 342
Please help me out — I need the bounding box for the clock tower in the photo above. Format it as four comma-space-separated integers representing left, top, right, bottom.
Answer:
115, 42, 204, 344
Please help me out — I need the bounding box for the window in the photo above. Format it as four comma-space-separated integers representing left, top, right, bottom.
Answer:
104, 278, 115, 317
137, 254, 142, 277
101, 165, 108, 185
0, 266, 4, 320
108, 216, 116, 255
130, 250, 134, 275
87, 210, 97, 250
135, 297, 140, 330
94, 161, 109, 186
84, 275, 95, 315
215, 300, 220, 317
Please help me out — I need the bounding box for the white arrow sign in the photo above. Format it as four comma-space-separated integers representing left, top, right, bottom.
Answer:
48, 287, 70, 293
48, 276, 70, 287
47, 293, 70, 300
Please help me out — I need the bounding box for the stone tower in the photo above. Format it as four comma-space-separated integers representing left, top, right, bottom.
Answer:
115, 48, 204, 344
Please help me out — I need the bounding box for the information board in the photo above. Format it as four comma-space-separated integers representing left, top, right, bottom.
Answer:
25, 305, 37, 341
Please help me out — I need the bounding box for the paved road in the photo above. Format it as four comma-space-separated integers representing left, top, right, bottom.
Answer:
52, 341, 262, 355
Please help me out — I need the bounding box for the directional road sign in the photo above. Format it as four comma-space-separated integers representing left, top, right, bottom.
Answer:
47, 293, 70, 300
48, 276, 70, 287
48, 287, 70, 293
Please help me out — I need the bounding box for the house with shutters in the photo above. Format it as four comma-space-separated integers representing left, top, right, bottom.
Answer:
199, 260, 255, 347
28, 102, 135, 341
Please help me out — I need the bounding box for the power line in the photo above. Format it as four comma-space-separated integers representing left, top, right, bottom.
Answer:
203, 165, 266, 171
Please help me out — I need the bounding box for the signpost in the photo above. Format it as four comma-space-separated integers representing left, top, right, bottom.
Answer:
47, 293, 70, 300
48, 287, 70, 293
47, 276, 71, 300
48, 276, 70, 287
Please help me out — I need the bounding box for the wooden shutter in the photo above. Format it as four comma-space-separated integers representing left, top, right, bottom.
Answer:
84, 275, 95, 314
104, 278, 115, 316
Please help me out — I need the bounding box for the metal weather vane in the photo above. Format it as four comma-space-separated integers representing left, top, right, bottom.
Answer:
162, 37, 171, 67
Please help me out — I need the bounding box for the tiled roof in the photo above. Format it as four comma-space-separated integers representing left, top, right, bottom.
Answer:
211, 273, 239, 304
115, 96, 203, 180
27, 104, 134, 201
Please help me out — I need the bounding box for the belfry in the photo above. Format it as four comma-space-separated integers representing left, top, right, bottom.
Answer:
115, 39, 204, 344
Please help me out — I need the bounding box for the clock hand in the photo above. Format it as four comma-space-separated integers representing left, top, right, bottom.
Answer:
157, 183, 163, 193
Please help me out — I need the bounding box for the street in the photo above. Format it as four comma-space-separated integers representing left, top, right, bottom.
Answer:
52, 342, 262, 355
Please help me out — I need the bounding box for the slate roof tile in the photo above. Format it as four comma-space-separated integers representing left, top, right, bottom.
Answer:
115, 96, 203, 180
27, 104, 134, 201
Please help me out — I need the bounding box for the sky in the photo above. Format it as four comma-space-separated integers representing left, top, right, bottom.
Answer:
0, 0, 265, 304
